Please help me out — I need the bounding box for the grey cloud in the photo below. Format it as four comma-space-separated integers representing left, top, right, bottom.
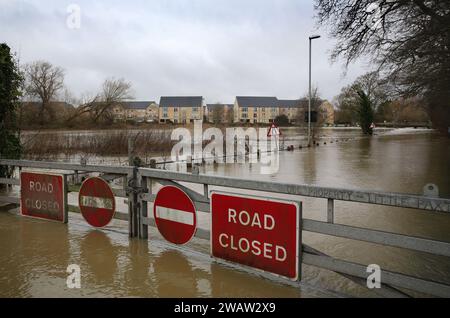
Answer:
1, 0, 368, 104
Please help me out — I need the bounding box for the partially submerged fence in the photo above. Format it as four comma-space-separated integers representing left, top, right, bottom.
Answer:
0, 159, 449, 298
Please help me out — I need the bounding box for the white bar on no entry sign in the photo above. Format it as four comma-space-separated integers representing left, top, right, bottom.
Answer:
80, 195, 113, 209
155, 206, 194, 225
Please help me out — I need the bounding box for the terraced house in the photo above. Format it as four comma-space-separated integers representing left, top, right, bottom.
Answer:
112, 101, 159, 123
234, 96, 280, 124
234, 96, 334, 125
278, 99, 306, 124
159, 96, 204, 124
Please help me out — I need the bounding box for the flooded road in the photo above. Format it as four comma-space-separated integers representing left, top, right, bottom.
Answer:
1, 128, 449, 297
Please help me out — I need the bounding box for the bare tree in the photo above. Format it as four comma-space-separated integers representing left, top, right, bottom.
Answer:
211, 104, 225, 124
297, 87, 324, 143
315, 0, 450, 133
226, 107, 234, 124
67, 77, 133, 124
24, 61, 64, 125
334, 71, 390, 128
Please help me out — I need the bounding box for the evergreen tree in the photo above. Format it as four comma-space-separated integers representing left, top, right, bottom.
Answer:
0, 43, 22, 179
356, 90, 374, 135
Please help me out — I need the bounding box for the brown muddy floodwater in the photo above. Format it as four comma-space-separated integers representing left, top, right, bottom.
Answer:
0, 128, 449, 297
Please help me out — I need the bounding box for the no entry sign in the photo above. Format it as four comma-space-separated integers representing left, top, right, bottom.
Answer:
153, 185, 197, 245
20, 172, 67, 223
211, 192, 300, 280
79, 177, 115, 228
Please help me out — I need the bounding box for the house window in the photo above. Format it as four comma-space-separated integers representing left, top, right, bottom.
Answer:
272, 107, 276, 112
192, 107, 198, 112
174, 107, 178, 112
242, 113, 248, 119
254, 107, 257, 112
253, 113, 257, 118
242, 107, 248, 112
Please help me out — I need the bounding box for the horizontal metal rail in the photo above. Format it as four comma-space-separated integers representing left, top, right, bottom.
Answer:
0, 178, 20, 185
302, 253, 450, 298
0, 159, 131, 175
138, 168, 450, 213
0, 195, 20, 204
1, 159, 449, 212
302, 219, 450, 257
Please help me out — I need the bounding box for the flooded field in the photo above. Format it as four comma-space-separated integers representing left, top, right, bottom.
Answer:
1, 127, 449, 297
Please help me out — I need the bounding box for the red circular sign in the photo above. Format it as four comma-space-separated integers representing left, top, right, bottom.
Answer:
153, 186, 197, 245
79, 177, 116, 228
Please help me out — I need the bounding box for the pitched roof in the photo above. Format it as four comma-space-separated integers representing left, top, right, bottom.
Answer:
121, 101, 156, 110
277, 98, 311, 108
159, 96, 203, 108
236, 96, 279, 108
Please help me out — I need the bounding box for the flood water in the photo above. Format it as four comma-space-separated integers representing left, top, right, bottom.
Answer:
1, 127, 449, 297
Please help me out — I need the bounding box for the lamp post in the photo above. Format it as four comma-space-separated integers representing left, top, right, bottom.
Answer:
308, 35, 320, 146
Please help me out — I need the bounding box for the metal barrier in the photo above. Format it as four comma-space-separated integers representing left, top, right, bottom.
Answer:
1, 159, 449, 298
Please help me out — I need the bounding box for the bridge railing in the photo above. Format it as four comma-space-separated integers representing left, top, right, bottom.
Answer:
1, 159, 449, 298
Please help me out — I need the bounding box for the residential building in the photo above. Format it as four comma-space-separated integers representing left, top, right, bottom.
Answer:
234, 96, 334, 125
159, 96, 204, 124
278, 99, 307, 124
206, 103, 234, 124
112, 101, 159, 122
234, 96, 280, 124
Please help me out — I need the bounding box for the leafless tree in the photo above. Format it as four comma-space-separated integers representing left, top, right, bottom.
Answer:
211, 104, 225, 124
67, 77, 133, 124
226, 107, 234, 124
314, 0, 450, 133
297, 86, 324, 143
334, 72, 389, 125
24, 61, 65, 125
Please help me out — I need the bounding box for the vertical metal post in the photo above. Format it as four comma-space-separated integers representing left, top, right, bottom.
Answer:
308, 38, 312, 146
63, 174, 69, 224
298, 202, 303, 282
139, 175, 148, 239
203, 184, 208, 198
127, 169, 139, 238
327, 198, 334, 223
127, 172, 133, 237
308, 35, 320, 146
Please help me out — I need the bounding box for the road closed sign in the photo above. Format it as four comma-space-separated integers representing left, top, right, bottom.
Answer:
20, 172, 67, 223
211, 192, 300, 280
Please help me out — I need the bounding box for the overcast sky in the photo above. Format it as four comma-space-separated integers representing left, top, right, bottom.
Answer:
1, 0, 371, 104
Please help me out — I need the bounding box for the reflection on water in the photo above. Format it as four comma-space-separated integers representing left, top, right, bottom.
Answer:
1, 128, 449, 297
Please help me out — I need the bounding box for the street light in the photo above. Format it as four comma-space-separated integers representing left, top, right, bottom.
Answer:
308, 34, 320, 146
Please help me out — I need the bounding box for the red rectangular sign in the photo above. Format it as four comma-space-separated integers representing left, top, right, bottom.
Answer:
211, 192, 300, 280
20, 172, 67, 223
